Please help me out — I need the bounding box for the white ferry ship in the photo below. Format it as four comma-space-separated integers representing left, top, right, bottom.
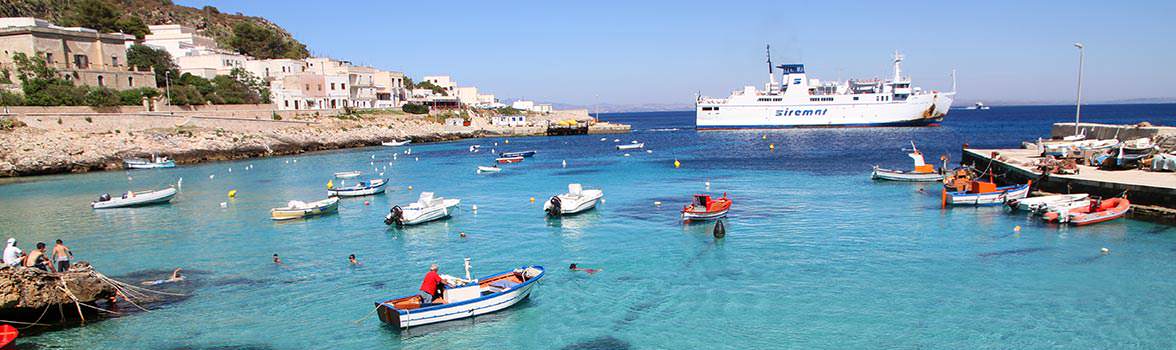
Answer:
696, 50, 954, 129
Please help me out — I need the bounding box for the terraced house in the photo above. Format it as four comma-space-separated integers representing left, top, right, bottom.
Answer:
0, 17, 156, 90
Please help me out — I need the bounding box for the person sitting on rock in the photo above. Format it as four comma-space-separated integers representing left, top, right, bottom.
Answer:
2, 238, 22, 267
23, 242, 54, 272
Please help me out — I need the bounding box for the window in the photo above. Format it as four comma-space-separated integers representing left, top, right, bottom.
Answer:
45, 53, 53, 64
73, 54, 89, 69
853, 97, 859, 101
128, 76, 134, 87
97, 75, 104, 86
304, 84, 310, 90
341, 83, 346, 90
284, 100, 289, 107
111, 56, 119, 66
318, 84, 322, 91
330, 83, 336, 90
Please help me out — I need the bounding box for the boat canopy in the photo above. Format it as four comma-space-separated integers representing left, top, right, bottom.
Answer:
694, 195, 711, 206
568, 184, 583, 196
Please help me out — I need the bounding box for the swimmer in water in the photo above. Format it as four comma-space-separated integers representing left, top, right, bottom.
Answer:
141, 268, 185, 285
569, 263, 601, 275
273, 254, 282, 264
349, 254, 360, 265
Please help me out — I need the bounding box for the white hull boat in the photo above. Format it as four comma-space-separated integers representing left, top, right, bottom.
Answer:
270, 197, 340, 220
124, 156, 175, 169
544, 184, 603, 216
327, 178, 387, 197
871, 167, 944, 181
376, 265, 545, 329
945, 183, 1030, 206
383, 140, 411, 147
1007, 193, 1089, 212
91, 187, 178, 209
476, 166, 502, 174
385, 192, 461, 226
616, 143, 645, 150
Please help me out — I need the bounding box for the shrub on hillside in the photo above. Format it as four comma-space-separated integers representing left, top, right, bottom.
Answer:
168, 85, 205, 106
0, 90, 23, 106
119, 87, 161, 105
402, 103, 429, 114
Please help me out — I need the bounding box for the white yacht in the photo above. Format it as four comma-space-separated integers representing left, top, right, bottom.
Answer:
696, 50, 954, 129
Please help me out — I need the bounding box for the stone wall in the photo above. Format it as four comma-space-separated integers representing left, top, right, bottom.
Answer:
1051, 122, 1176, 140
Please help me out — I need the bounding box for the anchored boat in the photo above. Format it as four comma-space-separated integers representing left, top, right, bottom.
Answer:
476, 166, 502, 174
681, 193, 732, 221
327, 178, 388, 197
496, 156, 524, 164
499, 150, 536, 158
385, 192, 461, 226
544, 184, 603, 216
943, 181, 1030, 206
1043, 197, 1130, 225
375, 261, 545, 329
383, 140, 411, 147
1007, 193, 1089, 213
616, 143, 645, 150
124, 155, 175, 169
91, 187, 178, 209
270, 197, 339, 220
871, 141, 944, 182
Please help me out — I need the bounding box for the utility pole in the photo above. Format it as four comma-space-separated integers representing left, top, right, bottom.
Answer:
165, 70, 172, 111
1073, 43, 1085, 137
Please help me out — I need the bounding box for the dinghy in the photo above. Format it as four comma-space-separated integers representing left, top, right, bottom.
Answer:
270, 197, 339, 220
1007, 193, 1089, 212
943, 181, 1031, 206
375, 260, 545, 329
681, 193, 732, 221
385, 192, 461, 226
383, 140, 411, 147
91, 187, 178, 209
1043, 197, 1130, 225
476, 166, 502, 174
871, 141, 944, 182
496, 156, 524, 164
124, 155, 175, 169
334, 171, 362, 179
544, 184, 604, 216
499, 150, 537, 158
327, 178, 387, 197
616, 143, 644, 150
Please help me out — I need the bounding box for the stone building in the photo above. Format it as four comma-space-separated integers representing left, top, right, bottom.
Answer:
0, 17, 156, 90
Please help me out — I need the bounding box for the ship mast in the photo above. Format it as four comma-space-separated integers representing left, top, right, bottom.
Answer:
767, 44, 777, 93
892, 50, 904, 82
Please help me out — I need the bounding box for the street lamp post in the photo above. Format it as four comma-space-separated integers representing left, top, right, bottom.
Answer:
165, 70, 172, 110
1073, 42, 1084, 137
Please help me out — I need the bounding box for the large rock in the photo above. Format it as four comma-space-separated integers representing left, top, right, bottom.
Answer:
0, 263, 116, 311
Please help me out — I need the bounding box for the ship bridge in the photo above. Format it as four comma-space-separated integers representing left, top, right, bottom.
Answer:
775, 64, 805, 74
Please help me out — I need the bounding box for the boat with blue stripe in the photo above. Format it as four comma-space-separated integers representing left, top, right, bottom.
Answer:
499, 150, 537, 158
375, 264, 545, 329
944, 182, 1031, 206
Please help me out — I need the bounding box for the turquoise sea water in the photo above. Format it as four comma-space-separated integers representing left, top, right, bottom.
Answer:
3, 104, 1176, 349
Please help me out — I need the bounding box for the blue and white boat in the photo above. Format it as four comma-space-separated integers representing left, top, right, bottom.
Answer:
944, 182, 1030, 206
499, 150, 537, 158
327, 178, 387, 197
124, 155, 175, 169
375, 263, 545, 329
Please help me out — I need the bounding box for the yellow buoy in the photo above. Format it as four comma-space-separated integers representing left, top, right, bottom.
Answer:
227, 189, 237, 198
769, 143, 775, 150
407, 185, 413, 191
504, 139, 510, 144
1013, 225, 1021, 232
674, 159, 681, 168
529, 197, 535, 203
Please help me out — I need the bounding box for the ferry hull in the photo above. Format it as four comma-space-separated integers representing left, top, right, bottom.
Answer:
696, 93, 953, 129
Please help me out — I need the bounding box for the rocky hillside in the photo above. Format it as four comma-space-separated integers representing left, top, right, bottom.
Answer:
0, 0, 308, 59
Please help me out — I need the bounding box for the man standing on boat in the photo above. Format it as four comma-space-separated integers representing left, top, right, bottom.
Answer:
418, 264, 449, 304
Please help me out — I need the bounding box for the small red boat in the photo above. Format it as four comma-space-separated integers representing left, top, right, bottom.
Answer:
496, 156, 524, 164
681, 193, 732, 221
1043, 197, 1130, 226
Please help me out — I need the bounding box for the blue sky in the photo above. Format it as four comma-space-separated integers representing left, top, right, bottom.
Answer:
179, 0, 1176, 106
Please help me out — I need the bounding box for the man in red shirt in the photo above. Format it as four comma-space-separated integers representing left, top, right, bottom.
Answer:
418, 264, 448, 304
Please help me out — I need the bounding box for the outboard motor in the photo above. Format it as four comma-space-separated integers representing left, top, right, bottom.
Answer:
384, 206, 403, 225
98, 193, 112, 202
713, 220, 726, 239
546, 196, 562, 216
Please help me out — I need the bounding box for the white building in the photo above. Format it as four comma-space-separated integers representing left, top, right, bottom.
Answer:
373, 70, 406, 108
490, 115, 527, 127
175, 52, 248, 79
532, 104, 553, 114
511, 100, 534, 111
455, 86, 479, 106
422, 75, 456, 93
142, 24, 220, 58
244, 59, 307, 81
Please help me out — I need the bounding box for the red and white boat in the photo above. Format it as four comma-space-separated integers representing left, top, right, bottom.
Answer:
681, 193, 732, 221
1043, 197, 1130, 226
496, 156, 524, 164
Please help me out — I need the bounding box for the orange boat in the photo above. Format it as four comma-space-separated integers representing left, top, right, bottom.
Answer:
681, 193, 732, 221
1043, 197, 1130, 226
496, 156, 524, 164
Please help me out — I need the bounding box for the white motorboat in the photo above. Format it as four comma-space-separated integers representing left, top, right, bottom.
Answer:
270, 197, 339, 220
124, 155, 175, 169
477, 166, 502, 174
385, 192, 461, 226
327, 178, 388, 197
616, 143, 645, 150
544, 184, 604, 216
375, 260, 545, 329
1007, 193, 1090, 213
383, 140, 411, 147
91, 187, 178, 209
334, 171, 362, 179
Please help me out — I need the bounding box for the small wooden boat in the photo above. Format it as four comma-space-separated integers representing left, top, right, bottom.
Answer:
334, 171, 362, 179
871, 142, 944, 182
545, 184, 603, 216
681, 193, 732, 221
382, 140, 411, 147
124, 155, 175, 169
385, 192, 461, 226
476, 166, 502, 174
91, 187, 178, 209
327, 178, 387, 197
616, 143, 645, 150
1007, 193, 1089, 212
270, 197, 339, 220
943, 181, 1031, 206
375, 263, 545, 329
942, 166, 979, 191
1043, 197, 1130, 225
499, 150, 536, 158
496, 156, 524, 164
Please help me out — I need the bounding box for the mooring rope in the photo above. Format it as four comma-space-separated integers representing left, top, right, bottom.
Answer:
352, 305, 380, 325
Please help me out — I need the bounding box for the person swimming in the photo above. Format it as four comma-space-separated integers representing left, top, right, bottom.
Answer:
273, 254, 282, 264
141, 268, 185, 286
569, 263, 601, 274
349, 254, 360, 265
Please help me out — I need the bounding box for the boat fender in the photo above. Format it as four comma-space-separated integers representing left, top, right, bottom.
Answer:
713, 220, 726, 238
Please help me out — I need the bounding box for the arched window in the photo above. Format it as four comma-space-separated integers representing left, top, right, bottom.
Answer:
128, 76, 134, 87
97, 75, 104, 87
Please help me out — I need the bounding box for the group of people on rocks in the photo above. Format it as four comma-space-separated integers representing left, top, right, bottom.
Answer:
3, 238, 73, 272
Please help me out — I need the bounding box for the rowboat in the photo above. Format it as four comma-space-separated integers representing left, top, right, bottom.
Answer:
616, 143, 644, 150
124, 155, 175, 169
270, 197, 339, 220
871, 141, 943, 182
499, 150, 536, 158
1043, 197, 1130, 225
943, 181, 1031, 206
496, 156, 524, 164
681, 193, 732, 221
334, 171, 362, 179
375, 262, 545, 329
476, 166, 502, 174
1007, 193, 1089, 212
327, 178, 387, 197
385, 192, 461, 226
382, 140, 411, 147
545, 184, 603, 216
91, 187, 178, 209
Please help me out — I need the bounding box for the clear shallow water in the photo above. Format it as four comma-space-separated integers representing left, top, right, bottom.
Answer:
2, 104, 1176, 349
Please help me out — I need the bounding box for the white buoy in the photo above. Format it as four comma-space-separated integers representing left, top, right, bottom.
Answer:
562, 160, 567, 168
600, 138, 607, 141
285, 160, 289, 164
209, 174, 215, 179
127, 176, 133, 181
228, 167, 232, 173
1101, 247, 1110, 254
219, 202, 227, 208
647, 150, 653, 153
371, 154, 376, 159
415, 157, 419, 161
654, 201, 662, 206
623, 153, 630, 157
601, 198, 606, 203
472, 205, 478, 212
293, 159, 297, 163
705, 181, 711, 189
379, 172, 384, 176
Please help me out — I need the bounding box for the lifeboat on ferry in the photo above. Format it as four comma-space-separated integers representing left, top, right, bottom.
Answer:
1043, 197, 1130, 226
681, 193, 732, 221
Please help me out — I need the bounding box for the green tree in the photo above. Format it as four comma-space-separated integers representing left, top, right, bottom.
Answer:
0, 91, 24, 106
63, 0, 121, 33
402, 103, 429, 114
228, 22, 307, 59
119, 87, 160, 105
176, 73, 214, 97
85, 87, 122, 107
115, 16, 151, 40
229, 68, 270, 104
403, 77, 414, 89
210, 75, 261, 104
126, 45, 177, 88
168, 85, 205, 106
415, 81, 447, 96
